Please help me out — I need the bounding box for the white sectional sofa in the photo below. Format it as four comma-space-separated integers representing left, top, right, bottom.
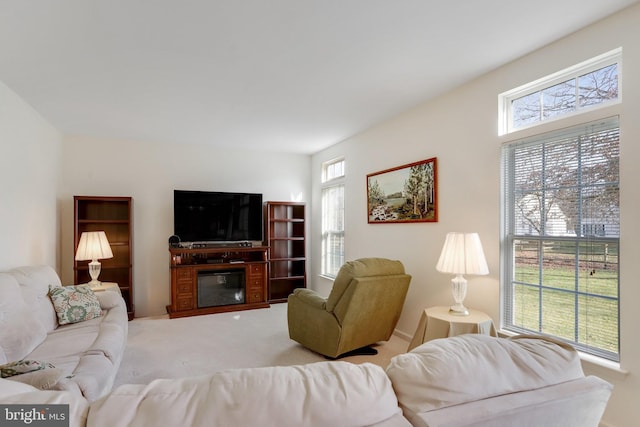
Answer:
0, 265, 128, 401
386, 334, 613, 427
0, 361, 410, 427
1, 334, 613, 427
0, 266, 612, 426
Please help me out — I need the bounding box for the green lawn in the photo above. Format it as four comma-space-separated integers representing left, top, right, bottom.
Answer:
511, 263, 619, 355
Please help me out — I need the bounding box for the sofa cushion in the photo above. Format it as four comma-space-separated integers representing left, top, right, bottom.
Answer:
8, 265, 61, 332
0, 378, 90, 427
88, 361, 409, 427
33, 301, 127, 365
0, 273, 48, 362
0, 309, 47, 362
411, 375, 613, 427
386, 334, 585, 414
49, 285, 103, 325
5, 367, 65, 390
0, 377, 39, 396
27, 333, 121, 402
28, 317, 104, 365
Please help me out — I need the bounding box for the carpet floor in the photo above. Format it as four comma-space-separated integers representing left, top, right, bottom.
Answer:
114, 303, 410, 387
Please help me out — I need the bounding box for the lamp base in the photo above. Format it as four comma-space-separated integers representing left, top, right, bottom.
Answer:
450, 274, 469, 316
449, 303, 470, 316
88, 260, 102, 286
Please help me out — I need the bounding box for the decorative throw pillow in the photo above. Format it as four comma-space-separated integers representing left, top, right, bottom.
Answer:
49, 285, 103, 325
0, 359, 55, 378
1, 360, 63, 390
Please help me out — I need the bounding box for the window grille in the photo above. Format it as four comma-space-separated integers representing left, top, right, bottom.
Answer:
501, 117, 620, 361
321, 158, 345, 277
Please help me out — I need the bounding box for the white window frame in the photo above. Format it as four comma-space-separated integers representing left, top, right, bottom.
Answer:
499, 48, 622, 136
321, 157, 345, 278
501, 116, 620, 362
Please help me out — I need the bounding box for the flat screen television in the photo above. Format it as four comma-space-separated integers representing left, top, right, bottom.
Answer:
174, 190, 263, 243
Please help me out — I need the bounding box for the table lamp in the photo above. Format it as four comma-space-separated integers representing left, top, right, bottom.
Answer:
75, 231, 113, 286
435, 232, 489, 316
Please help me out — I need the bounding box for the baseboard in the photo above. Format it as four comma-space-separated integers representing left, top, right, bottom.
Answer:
393, 328, 412, 342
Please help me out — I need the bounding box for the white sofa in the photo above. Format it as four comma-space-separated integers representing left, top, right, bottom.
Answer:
0, 265, 128, 401
0, 278, 612, 427
1, 361, 410, 427
386, 334, 613, 427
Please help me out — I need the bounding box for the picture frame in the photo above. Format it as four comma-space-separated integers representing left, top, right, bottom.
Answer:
367, 157, 438, 223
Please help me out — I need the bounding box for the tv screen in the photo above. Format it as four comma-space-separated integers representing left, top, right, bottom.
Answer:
174, 190, 263, 243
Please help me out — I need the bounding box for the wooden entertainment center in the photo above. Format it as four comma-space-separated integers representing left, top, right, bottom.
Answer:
167, 245, 269, 318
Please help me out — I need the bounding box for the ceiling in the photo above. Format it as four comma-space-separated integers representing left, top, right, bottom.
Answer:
1, 1, 637, 154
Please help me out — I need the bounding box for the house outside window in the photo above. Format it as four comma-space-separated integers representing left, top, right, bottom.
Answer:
321, 158, 345, 278
500, 53, 621, 362
501, 117, 620, 361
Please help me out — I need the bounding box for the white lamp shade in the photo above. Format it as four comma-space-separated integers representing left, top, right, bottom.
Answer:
75, 231, 114, 261
435, 232, 489, 275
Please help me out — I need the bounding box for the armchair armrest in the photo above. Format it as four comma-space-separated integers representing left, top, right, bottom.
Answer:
291, 288, 327, 310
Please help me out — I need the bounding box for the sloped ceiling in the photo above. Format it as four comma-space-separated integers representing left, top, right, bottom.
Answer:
0, 0, 637, 154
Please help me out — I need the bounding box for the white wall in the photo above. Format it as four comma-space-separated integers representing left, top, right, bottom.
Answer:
58, 135, 311, 317
310, 5, 640, 427
0, 80, 61, 270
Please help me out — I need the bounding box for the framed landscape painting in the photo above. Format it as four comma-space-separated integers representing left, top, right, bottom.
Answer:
367, 157, 438, 223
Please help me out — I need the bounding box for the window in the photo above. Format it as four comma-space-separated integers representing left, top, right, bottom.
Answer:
321, 158, 345, 278
501, 117, 620, 361
500, 48, 620, 135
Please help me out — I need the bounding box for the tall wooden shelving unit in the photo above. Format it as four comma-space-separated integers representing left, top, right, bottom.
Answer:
264, 201, 306, 302
74, 196, 134, 320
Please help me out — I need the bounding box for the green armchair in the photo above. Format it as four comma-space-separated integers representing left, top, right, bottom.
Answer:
287, 258, 411, 358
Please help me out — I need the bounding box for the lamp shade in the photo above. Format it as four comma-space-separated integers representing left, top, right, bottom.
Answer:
435, 232, 489, 275
75, 231, 114, 261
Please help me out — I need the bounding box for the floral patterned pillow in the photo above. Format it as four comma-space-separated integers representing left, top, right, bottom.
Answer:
49, 285, 103, 325
0, 359, 55, 378
1, 360, 62, 390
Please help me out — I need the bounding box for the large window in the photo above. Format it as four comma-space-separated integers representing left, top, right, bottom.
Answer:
501, 117, 620, 361
321, 158, 345, 278
499, 48, 620, 135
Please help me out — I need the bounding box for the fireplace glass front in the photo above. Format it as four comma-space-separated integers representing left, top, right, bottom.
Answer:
197, 269, 245, 308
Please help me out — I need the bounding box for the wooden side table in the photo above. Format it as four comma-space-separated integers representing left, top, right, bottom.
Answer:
88, 282, 122, 296
408, 306, 497, 351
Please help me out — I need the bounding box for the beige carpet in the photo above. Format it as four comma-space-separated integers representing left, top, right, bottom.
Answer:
114, 303, 410, 387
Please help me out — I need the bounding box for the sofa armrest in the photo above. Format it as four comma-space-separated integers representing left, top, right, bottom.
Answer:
95, 291, 124, 310
0, 379, 89, 427
408, 376, 612, 427
291, 288, 327, 310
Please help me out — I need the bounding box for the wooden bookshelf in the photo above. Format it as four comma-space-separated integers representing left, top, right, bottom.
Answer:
264, 201, 306, 302
74, 196, 134, 320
